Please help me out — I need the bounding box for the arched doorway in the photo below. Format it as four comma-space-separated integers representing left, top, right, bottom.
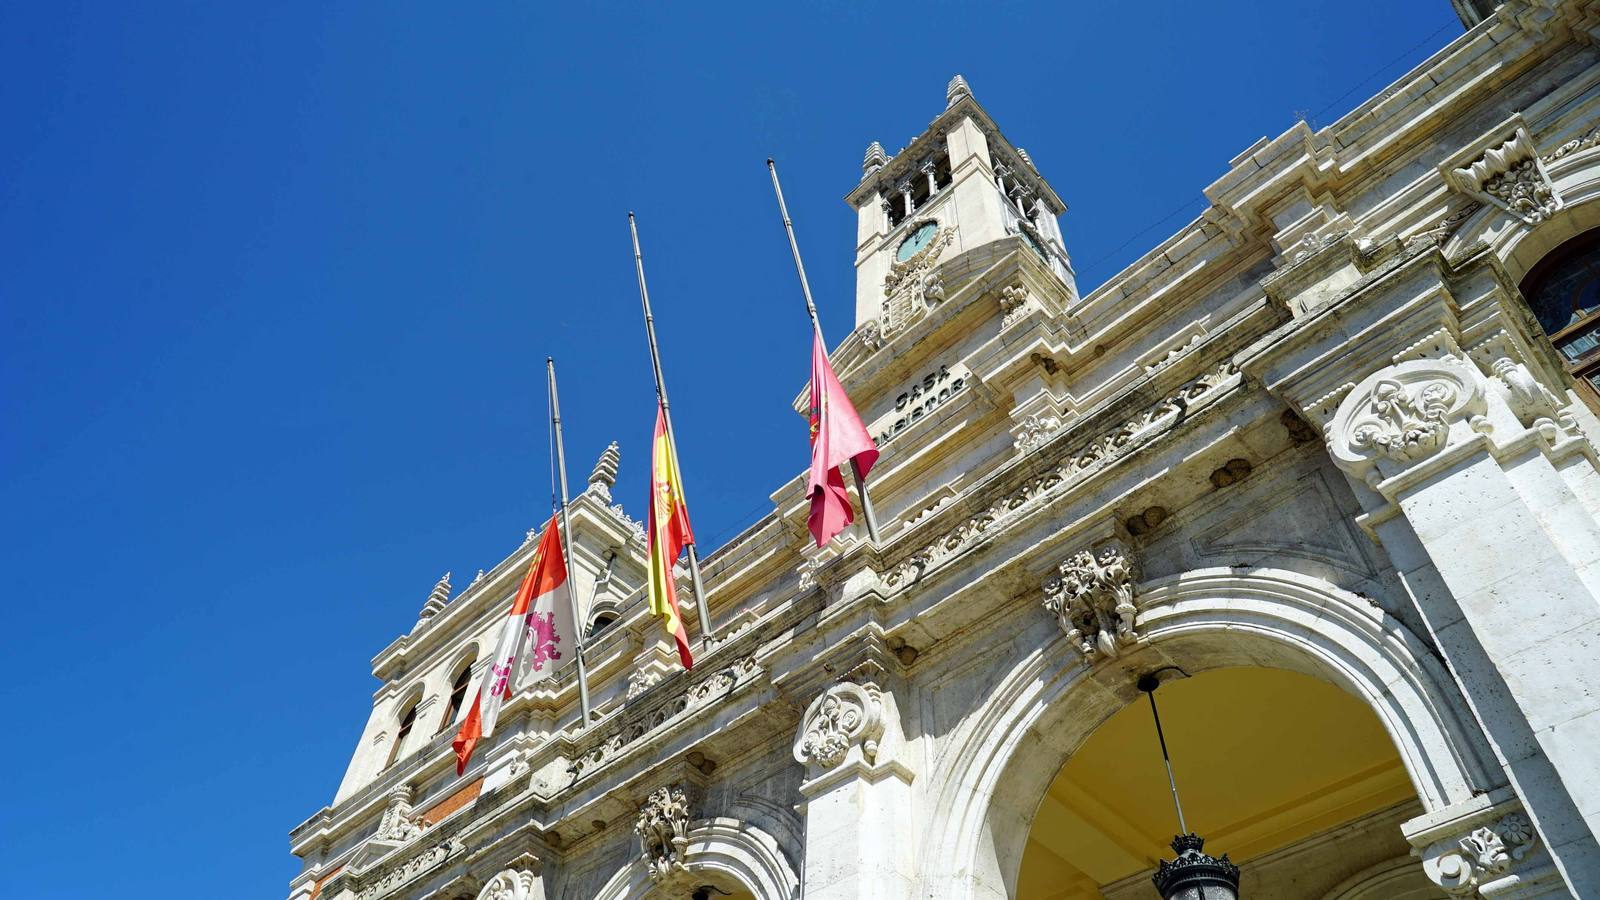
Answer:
917, 568, 1497, 899
1015, 667, 1438, 898
590, 817, 799, 900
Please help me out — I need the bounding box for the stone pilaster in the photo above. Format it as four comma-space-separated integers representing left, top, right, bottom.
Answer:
1244, 246, 1600, 896
793, 679, 916, 900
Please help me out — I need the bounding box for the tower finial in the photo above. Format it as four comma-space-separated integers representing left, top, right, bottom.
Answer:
947, 74, 972, 108
414, 571, 452, 630
862, 141, 888, 177
587, 441, 620, 501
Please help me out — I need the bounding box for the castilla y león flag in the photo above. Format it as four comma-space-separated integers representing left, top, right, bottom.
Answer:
452, 512, 574, 775
807, 328, 879, 547
647, 403, 695, 670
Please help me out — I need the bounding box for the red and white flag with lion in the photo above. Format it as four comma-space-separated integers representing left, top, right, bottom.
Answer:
453, 511, 575, 775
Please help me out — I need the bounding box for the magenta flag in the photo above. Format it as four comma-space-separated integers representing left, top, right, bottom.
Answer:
807, 328, 880, 547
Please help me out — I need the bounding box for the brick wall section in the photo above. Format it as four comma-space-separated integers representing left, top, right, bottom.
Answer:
308, 864, 343, 900
422, 776, 483, 825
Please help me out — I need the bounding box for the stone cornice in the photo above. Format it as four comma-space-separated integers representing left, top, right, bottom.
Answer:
844, 93, 1065, 214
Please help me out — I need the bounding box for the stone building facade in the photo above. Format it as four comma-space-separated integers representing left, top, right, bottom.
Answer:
289, 2, 1600, 897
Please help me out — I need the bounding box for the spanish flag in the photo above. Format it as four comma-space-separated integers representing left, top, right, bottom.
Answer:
647, 403, 695, 669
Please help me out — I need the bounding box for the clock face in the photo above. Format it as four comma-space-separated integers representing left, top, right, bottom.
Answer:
897, 222, 938, 262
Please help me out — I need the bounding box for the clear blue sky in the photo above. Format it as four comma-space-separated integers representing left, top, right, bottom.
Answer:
0, 3, 1460, 896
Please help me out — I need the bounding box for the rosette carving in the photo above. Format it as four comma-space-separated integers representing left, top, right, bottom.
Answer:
1422, 812, 1539, 896
793, 681, 887, 769
1326, 358, 1486, 483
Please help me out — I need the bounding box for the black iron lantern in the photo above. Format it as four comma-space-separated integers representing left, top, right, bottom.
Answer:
1138, 672, 1241, 900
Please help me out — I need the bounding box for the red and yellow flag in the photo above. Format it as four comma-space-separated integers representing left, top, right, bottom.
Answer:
647, 403, 695, 669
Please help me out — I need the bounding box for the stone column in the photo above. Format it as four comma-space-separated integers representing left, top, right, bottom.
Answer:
793, 680, 916, 900
1320, 353, 1600, 895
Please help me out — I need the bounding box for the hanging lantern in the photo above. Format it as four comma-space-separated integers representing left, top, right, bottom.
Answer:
1138, 672, 1242, 900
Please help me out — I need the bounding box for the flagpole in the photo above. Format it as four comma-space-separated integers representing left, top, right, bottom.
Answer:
547, 357, 593, 727
627, 212, 717, 648
766, 158, 882, 544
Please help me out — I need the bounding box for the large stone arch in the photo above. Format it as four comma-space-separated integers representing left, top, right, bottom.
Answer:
591, 816, 800, 900
917, 567, 1500, 900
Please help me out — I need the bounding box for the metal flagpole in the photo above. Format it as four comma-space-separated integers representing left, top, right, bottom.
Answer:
766, 158, 882, 544
547, 357, 593, 727
627, 212, 717, 648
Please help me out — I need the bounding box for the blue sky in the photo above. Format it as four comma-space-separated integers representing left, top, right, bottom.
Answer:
0, 2, 1461, 896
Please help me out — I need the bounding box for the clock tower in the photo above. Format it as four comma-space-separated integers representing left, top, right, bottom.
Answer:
845, 75, 1075, 333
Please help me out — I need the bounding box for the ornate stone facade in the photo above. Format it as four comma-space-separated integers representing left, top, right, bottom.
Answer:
290, 6, 1600, 899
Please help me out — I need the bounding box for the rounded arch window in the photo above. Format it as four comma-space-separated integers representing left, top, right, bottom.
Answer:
386, 700, 418, 769
438, 655, 475, 734
1521, 228, 1600, 404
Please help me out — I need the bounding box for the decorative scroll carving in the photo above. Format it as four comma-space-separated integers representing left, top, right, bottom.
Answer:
1013, 413, 1064, 454
569, 656, 761, 781
1326, 358, 1487, 482
627, 668, 663, 699
1489, 356, 1577, 438
1145, 334, 1203, 373
794, 681, 886, 769
1422, 812, 1539, 896
1446, 127, 1561, 225
1043, 543, 1138, 660
880, 225, 955, 340
636, 784, 694, 882
885, 361, 1238, 592
355, 834, 466, 900
1543, 124, 1600, 163
477, 868, 539, 900
858, 319, 884, 351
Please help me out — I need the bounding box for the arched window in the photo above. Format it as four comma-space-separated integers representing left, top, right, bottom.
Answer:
386, 702, 417, 769
1522, 228, 1600, 406
589, 613, 618, 638
438, 659, 474, 734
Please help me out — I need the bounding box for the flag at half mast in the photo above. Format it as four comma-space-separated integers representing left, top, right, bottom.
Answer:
647, 403, 695, 669
807, 328, 879, 547
452, 511, 575, 775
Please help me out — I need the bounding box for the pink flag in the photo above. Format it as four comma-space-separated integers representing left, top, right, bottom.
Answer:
807, 328, 879, 547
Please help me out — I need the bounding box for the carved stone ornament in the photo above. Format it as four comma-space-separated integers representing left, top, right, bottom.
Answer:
1325, 358, 1487, 483
1489, 356, 1577, 438
1042, 543, 1138, 660
635, 784, 693, 883
999, 283, 1032, 327
476, 868, 540, 900
1013, 412, 1064, 454
793, 681, 887, 769
1422, 812, 1539, 896
373, 785, 426, 844
1446, 127, 1561, 225
587, 441, 620, 501
879, 224, 955, 341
